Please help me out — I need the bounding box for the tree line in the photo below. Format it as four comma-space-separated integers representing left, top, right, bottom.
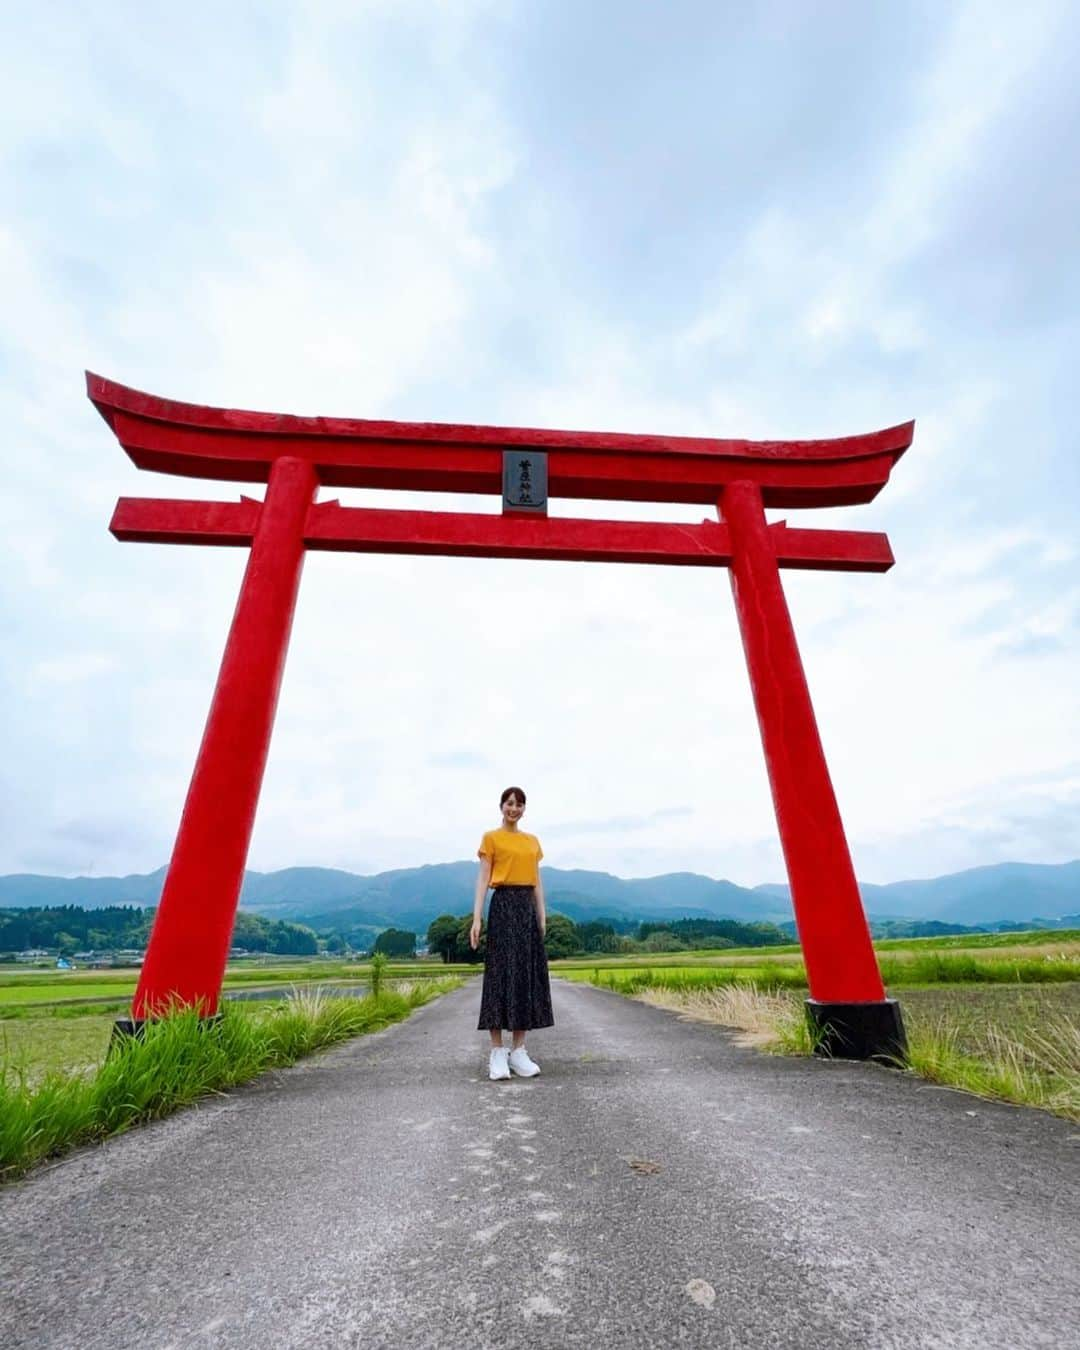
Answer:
425, 913, 788, 962
0, 906, 321, 957
1, 904, 789, 963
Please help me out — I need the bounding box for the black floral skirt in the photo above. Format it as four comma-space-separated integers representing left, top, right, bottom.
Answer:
477, 885, 555, 1031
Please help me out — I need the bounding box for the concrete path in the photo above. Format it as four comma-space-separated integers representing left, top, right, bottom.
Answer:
2, 979, 1078, 1349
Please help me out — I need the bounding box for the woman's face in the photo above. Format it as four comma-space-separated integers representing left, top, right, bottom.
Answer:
501, 793, 524, 825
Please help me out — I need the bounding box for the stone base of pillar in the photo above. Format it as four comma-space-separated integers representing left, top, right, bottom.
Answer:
805, 998, 907, 1064
109, 1012, 225, 1055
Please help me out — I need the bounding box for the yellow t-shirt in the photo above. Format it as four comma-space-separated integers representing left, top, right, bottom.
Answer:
478, 828, 544, 887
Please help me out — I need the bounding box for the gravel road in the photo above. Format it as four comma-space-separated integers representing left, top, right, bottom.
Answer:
2, 977, 1078, 1349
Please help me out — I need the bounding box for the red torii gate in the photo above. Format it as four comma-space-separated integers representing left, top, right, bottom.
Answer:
90, 372, 912, 1060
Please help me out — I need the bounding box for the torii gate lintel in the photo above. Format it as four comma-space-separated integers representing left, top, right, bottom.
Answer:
108, 495, 896, 572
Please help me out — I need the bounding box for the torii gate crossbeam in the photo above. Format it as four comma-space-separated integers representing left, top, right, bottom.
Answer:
90, 372, 911, 1061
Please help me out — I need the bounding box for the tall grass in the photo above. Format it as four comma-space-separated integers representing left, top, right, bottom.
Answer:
579, 965, 807, 994
0, 978, 460, 1183
905, 1014, 1080, 1119
637, 983, 818, 1054
369, 951, 388, 1000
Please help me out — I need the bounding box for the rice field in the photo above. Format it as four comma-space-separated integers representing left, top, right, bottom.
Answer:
553, 936, 1080, 991
6, 934, 1080, 1126
0, 980, 141, 1007
895, 982, 1080, 1058
553, 928, 1080, 968
0, 1014, 118, 1087
0, 959, 477, 1018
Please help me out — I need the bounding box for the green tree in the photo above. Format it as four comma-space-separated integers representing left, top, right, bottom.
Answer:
374, 927, 416, 958
639, 917, 786, 948
267, 921, 318, 956
231, 911, 271, 951
133, 907, 156, 946
427, 914, 461, 964
642, 930, 686, 953
543, 912, 580, 959
454, 913, 485, 962
578, 921, 619, 953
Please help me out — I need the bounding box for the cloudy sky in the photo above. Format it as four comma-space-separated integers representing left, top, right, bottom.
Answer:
2, 1, 1077, 888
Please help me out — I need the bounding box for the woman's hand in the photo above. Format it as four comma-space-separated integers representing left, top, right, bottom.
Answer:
471, 858, 491, 952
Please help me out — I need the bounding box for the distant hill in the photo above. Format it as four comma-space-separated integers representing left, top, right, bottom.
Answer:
757, 861, 1080, 927
0, 867, 170, 909
0, 859, 1076, 933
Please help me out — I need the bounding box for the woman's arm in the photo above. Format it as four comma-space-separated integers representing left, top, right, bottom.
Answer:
470, 856, 492, 949
534, 869, 546, 937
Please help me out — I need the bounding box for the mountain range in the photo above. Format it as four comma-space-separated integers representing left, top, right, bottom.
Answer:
0, 859, 1077, 934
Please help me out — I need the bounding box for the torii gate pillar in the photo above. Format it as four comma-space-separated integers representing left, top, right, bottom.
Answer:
124, 457, 316, 1025
723, 481, 903, 1057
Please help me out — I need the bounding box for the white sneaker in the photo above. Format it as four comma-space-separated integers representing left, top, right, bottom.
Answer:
489, 1047, 511, 1081
508, 1046, 541, 1077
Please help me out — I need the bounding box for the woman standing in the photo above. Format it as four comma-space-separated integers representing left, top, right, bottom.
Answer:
471, 785, 554, 1081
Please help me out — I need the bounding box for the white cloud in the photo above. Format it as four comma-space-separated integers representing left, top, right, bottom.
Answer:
0, 1, 1077, 888
32, 654, 117, 685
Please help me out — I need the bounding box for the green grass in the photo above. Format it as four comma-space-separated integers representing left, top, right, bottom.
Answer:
553, 944, 1080, 989
561, 964, 808, 993
878, 952, 1080, 985
0, 981, 140, 1006
551, 951, 804, 969
551, 930, 1080, 966
0, 959, 477, 990
0, 978, 462, 1183
0, 1000, 133, 1022
871, 928, 1080, 951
